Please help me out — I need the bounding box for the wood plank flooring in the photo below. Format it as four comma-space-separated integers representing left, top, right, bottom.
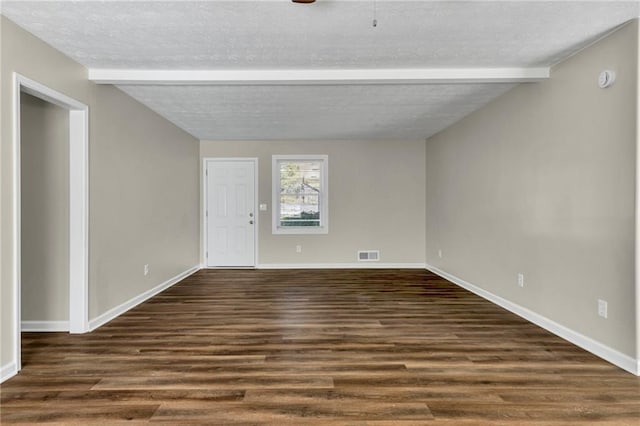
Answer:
1, 269, 639, 424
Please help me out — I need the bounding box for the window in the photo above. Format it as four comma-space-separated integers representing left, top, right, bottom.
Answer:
272, 155, 328, 234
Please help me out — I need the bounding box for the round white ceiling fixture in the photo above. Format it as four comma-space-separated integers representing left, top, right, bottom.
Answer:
598, 70, 616, 89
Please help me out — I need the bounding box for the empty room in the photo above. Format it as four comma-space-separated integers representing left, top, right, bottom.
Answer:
1, 0, 639, 424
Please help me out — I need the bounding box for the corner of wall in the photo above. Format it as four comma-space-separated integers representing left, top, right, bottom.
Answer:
634, 17, 640, 373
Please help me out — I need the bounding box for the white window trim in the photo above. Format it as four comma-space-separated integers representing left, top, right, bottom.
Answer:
272, 154, 328, 235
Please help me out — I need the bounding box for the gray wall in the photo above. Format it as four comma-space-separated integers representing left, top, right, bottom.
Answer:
1, 16, 201, 369
89, 84, 200, 315
201, 140, 426, 266
20, 93, 69, 322
425, 21, 638, 358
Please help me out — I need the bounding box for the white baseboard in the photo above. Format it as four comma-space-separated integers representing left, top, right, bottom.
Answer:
426, 264, 639, 376
257, 263, 427, 269
89, 265, 201, 331
21, 321, 69, 332
1, 361, 18, 383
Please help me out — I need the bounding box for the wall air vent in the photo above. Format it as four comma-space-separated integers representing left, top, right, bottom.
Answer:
357, 250, 380, 262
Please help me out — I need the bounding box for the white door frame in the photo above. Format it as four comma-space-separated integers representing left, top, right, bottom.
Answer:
12, 73, 90, 371
202, 158, 258, 268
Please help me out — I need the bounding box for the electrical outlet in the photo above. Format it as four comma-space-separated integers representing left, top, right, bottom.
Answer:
296, 245, 302, 253
438, 249, 442, 259
598, 299, 608, 318
144, 264, 150, 276
517, 273, 524, 287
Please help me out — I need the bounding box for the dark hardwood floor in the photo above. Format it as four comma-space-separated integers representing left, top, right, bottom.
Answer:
1, 269, 639, 424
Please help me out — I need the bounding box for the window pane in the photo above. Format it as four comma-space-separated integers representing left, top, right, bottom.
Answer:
279, 160, 322, 227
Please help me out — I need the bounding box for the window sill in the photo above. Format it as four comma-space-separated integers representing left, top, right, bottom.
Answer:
273, 226, 329, 235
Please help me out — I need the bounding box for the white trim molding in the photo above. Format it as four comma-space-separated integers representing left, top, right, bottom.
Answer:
68, 108, 90, 334
12, 74, 90, 377
635, 25, 640, 382
426, 264, 639, 376
258, 263, 426, 269
1, 362, 18, 384
89, 67, 550, 85
88, 265, 201, 331
21, 321, 69, 332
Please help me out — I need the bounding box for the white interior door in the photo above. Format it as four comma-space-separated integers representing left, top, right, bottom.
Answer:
206, 160, 256, 267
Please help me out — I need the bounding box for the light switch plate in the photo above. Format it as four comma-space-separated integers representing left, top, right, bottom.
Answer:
259, 203, 267, 211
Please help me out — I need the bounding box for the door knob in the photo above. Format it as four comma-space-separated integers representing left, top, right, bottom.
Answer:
249, 213, 254, 217
249, 220, 254, 225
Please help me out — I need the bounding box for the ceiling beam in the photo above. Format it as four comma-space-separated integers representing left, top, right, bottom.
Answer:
88, 68, 549, 85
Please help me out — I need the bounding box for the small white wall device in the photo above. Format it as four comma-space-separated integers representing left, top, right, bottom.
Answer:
598, 70, 616, 89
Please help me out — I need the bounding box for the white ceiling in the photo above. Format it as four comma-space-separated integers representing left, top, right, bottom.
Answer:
2, 1, 639, 141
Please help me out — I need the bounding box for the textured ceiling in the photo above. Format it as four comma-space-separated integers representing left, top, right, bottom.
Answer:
3, 0, 639, 69
118, 83, 516, 140
2, 1, 639, 141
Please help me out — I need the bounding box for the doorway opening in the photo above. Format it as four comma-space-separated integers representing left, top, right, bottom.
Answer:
12, 74, 89, 373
